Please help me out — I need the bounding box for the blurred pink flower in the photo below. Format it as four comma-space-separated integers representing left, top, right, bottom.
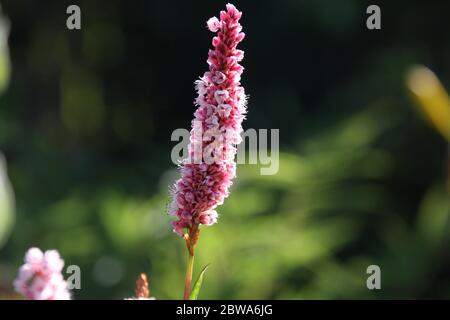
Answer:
169, 3, 247, 237
124, 273, 156, 300
14, 247, 71, 300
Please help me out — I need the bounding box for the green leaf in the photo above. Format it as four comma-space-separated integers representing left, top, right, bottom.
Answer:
189, 265, 209, 300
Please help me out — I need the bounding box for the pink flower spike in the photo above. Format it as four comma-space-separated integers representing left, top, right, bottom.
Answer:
207, 17, 220, 32
168, 4, 248, 236
198, 209, 218, 225
14, 247, 71, 300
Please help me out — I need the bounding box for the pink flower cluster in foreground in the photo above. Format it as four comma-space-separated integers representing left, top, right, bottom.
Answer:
169, 3, 247, 235
14, 247, 71, 300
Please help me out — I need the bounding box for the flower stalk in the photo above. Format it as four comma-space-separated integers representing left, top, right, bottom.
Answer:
183, 224, 199, 299
183, 251, 195, 300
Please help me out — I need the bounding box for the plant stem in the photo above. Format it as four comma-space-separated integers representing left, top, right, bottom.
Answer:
183, 252, 195, 300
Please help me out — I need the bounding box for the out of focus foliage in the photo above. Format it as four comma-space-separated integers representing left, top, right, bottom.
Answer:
0, 3, 13, 252
0, 154, 14, 251
407, 66, 450, 142
0, 0, 449, 299
0, 5, 9, 95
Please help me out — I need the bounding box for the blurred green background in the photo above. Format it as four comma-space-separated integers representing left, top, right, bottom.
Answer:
0, 0, 449, 299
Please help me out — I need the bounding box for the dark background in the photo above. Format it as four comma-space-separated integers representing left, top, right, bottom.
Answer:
0, 0, 449, 299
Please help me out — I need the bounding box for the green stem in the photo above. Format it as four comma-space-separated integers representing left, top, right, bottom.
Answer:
183, 252, 195, 300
